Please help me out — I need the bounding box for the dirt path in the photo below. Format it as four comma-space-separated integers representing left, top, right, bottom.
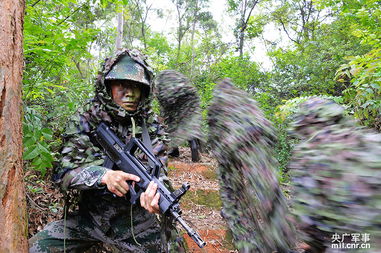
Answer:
168, 147, 236, 252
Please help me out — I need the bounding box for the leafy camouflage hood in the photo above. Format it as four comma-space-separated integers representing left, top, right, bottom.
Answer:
154, 70, 203, 147
94, 49, 154, 121
289, 97, 352, 140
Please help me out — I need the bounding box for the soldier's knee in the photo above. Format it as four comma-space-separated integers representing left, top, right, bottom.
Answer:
29, 230, 59, 253
29, 235, 47, 253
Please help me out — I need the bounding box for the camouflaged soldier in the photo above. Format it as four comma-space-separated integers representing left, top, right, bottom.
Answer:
288, 97, 381, 253
208, 79, 296, 253
154, 70, 203, 148
29, 49, 183, 253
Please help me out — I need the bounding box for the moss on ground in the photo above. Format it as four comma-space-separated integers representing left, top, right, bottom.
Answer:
200, 168, 218, 181
181, 189, 222, 209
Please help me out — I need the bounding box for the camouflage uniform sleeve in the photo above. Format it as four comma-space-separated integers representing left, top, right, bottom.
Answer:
54, 112, 109, 191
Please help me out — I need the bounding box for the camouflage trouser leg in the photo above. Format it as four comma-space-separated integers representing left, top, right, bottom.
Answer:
29, 213, 162, 253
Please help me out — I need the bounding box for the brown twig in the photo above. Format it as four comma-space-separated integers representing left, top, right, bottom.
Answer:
26, 193, 46, 211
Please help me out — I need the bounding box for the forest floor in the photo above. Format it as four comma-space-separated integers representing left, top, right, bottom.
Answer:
167, 147, 236, 253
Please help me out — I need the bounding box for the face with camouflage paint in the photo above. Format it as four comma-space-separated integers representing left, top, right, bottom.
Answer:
110, 80, 142, 112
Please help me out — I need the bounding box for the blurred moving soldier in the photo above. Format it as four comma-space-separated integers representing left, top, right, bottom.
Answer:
208, 79, 296, 253
289, 97, 381, 253
155, 70, 203, 162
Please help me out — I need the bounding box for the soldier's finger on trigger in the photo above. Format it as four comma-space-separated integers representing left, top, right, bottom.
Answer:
124, 172, 140, 182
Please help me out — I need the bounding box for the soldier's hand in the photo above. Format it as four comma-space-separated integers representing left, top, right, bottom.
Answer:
140, 181, 160, 214
101, 170, 140, 197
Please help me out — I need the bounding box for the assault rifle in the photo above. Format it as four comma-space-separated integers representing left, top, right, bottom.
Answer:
95, 122, 206, 248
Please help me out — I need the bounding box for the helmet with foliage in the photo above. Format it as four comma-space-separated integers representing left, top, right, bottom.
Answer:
95, 49, 154, 118
289, 97, 350, 140
100, 49, 154, 95
105, 53, 151, 85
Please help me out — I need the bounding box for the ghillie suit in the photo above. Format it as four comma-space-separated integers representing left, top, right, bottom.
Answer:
207, 79, 296, 253
289, 97, 381, 253
154, 70, 203, 148
29, 49, 183, 253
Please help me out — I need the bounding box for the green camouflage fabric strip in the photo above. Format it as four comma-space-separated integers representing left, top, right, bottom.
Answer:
288, 97, 381, 253
208, 79, 296, 253
29, 49, 184, 253
154, 70, 203, 147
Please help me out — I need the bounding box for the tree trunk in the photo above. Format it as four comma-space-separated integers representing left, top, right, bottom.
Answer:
239, 28, 244, 58
116, 10, 124, 52
0, 0, 28, 252
189, 0, 198, 81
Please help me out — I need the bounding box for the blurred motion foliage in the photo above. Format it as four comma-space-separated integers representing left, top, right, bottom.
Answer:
22, 0, 379, 180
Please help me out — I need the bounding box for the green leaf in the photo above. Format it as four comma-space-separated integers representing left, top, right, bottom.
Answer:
23, 145, 40, 160
370, 83, 380, 90
41, 128, 53, 140
40, 152, 54, 163
37, 142, 50, 154
23, 136, 37, 147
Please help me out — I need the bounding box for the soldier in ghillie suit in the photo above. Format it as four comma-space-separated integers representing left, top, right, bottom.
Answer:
154, 70, 203, 147
29, 49, 184, 252
288, 97, 381, 253
154, 70, 203, 161
207, 79, 296, 253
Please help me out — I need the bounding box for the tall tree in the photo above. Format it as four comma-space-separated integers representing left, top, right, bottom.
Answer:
228, 0, 261, 57
269, 0, 329, 45
0, 0, 28, 251
131, 0, 153, 49
116, 9, 124, 51
123, 0, 155, 49
188, 0, 216, 80
172, 0, 194, 61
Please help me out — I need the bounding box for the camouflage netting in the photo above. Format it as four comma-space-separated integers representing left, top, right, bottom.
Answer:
154, 70, 203, 147
207, 79, 296, 253
289, 97, 381, 252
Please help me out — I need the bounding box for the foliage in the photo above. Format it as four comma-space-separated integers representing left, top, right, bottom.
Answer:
268, 19, 370, 100
268, 0, 324, 44
23, 107, 55, 176
23, 0, 124, 176
320, 0, 381, 130
23, 0, 110, 129
337, 49, 381, 130
227, 0, 262, 56
207, 55, 265, 91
